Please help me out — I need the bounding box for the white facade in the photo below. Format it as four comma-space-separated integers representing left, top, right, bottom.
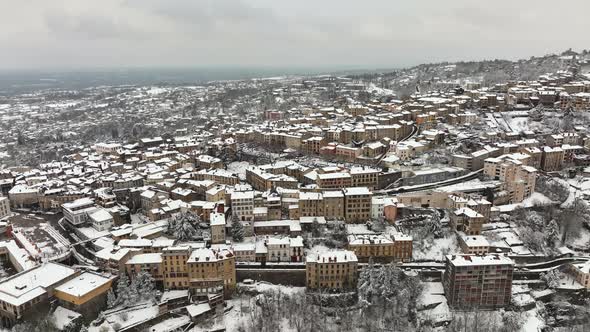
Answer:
0, 197, 10, 219
89, 208, 114, 231
62, 198, 96, 226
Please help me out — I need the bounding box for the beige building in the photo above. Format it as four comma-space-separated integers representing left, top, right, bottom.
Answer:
160, 246, 236, 298
210, 212, 226, 244
7, 185, 38, 208
347, 233, 412, 263
323, 191, 345, 220
343, 187, 372, 223
541, 146, 564, 172
483, 156, 537, 203
0, 197, 10, 219
317, 172, 352, 189
444, 254, 514, 309
451, 207, 484, 235
459, 235, 490, 255
126, 253, 164, 285
350, 167, 380, 189
568, 261, 590, 289
162, 246, 191, 289
306, 250, 358, 291
299, 192, 324, 217
187, 248, 236, 298
54, 272, 114, 311
0, 263, 78, 327
231, 191, 254, 222
397, 191, 450, 209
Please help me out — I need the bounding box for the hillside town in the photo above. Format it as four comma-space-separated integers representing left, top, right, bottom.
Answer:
1, 49, 590, 331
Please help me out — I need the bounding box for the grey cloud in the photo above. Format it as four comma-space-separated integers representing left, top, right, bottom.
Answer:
44, 9, 147, 41
0, 0, 589, 69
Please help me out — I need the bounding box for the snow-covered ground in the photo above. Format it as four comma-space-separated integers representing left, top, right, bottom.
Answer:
227, 161, 250, 181
306, 244, 331, 257
223, 282, 306, 332
520, 305, 545, 332
413, 232, 459, 260
367, 83, 395, 96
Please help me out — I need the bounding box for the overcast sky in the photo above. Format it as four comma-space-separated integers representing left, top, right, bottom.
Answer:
1, 0, 589, 70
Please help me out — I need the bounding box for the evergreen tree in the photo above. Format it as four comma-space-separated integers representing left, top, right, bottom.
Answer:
114, 273, 131, 307
311, 217, 321, 238
231, 215, 245, 242
166, 212, 201, 241
106, 289, 117, 308
134, 271, 158, 303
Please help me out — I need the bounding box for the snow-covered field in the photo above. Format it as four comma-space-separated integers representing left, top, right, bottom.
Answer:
413, 232, 459, 260
227, 161, 250, 181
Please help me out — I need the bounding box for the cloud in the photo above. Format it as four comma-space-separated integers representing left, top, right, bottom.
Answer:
44, 9, 147, 41
0, 0, 588, 69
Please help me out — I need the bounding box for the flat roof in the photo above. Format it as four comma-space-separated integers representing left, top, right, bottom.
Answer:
0, 263, 77, 306
54, 272, 113, 298
446, 254, 513, 267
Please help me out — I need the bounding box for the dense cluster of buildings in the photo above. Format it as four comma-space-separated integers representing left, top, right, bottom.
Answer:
0, 53, 589, 329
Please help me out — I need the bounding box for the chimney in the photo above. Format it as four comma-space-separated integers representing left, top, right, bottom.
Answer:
217, 203, 224, 213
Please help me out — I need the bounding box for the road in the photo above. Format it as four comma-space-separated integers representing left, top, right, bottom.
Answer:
377, 169, 484, 194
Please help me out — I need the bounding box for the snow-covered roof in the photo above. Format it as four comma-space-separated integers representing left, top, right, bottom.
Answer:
0, 263, 77, 306
126, 253, 163, 265
343, 187, 371, 196
446, 254, 513, 267
187, 248, 234, 263
186, 302, 212, 318
210, 212, 226, 226
89, 208, 113, 223
461, 235, 490, 247
307, 250, 358, 263
54, 272, 113, 298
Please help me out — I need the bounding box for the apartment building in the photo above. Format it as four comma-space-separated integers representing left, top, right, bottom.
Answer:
306, 250, 358, 291
162, 246, 191, 289
343, 187, 372, 223
193, 169, 239, 186
347, 233, 412, 263
38, 190, 85, 211
522, 147, 542, 169
443, 254, 514, 309
194, 154, 223, 170
232, 243, 256, 262
246, 167, 298, 191
568, 261, 590, 289
323, 191, 345, 220
483, 156, 537, 203
265, 237, 290, 262
7, 185, 38, 208
350, 167, 379, 189
299, 192, 324, 217
0, 263, 78, 327
451, 207, 485, 235
62, 197, 97, 226
187, 248, 236, 297
88, 208, 114, 231
301, 137, 325, 154
317, 172, 352, 189
53, 272, 115, 311
210, 212, 226, 244
126, 253, 164, 286
0, 197, 9, 219
541, 146, 564, 172
459, 235, 490, 255
231, 191, 254, 222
